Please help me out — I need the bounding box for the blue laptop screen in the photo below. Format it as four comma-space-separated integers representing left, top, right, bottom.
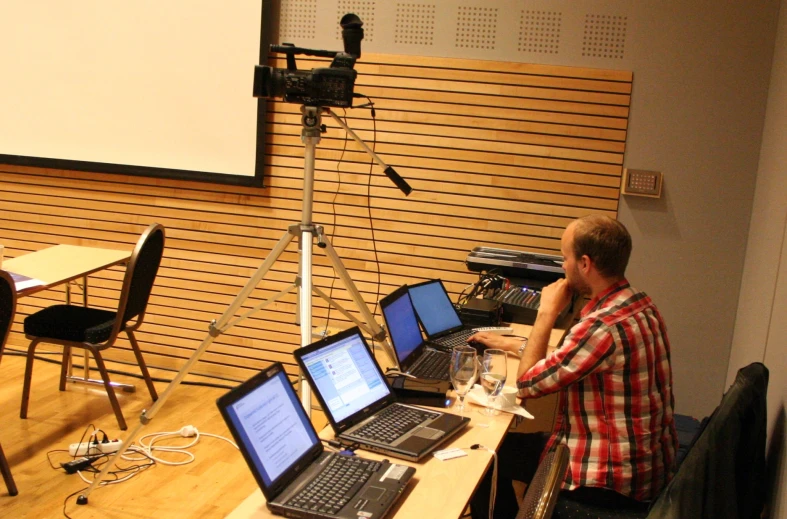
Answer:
299, 332, 391, 423
409, 280, 463, 336
382, 290, 424, 364
223, 369, 319, 487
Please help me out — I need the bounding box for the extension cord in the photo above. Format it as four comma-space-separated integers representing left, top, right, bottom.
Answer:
69, 439, 124, 456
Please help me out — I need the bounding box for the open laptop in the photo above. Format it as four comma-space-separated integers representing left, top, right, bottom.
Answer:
216, 362, 415, 519
294, 326, 470, 461
380, 285, 451, 381
408, 279, 479, 350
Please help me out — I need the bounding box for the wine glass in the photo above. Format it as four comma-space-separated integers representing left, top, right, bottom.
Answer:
479, 349, 507, 416
449, 345, 478, 413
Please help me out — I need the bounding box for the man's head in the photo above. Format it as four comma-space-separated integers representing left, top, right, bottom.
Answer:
560, 215, 632, 295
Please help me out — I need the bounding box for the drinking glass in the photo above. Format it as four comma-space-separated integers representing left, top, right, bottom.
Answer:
479, 349, 507, 416
449, 345, 478, 413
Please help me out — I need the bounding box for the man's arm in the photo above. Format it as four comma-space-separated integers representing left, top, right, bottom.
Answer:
517, 278, 573, 381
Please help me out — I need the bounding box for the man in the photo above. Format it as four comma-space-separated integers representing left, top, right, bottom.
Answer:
470, 214, 677, 518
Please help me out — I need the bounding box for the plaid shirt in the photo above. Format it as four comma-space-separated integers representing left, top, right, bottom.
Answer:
517, 279, 678, 501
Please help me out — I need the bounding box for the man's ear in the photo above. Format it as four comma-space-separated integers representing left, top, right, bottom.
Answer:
579, 255, 592, 274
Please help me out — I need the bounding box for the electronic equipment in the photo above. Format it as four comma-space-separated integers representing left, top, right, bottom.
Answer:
216, 362, 414, 519
385, 374, 452, 407
294, 327, 469, 461
380, 285, 452, 382
458, 297, 502, 327
465, 247, 568, 325
253, 14, 364, 107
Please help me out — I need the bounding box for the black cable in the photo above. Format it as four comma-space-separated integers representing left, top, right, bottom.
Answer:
359, 94, 383, 335
322, 108, 350, 337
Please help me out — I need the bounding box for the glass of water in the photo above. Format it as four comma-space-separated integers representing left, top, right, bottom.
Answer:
449, 345, 478, 414
479, 349, 507, 416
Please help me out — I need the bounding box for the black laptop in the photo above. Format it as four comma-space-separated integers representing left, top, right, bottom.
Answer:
408, 279, 478, 349
217, 362, 415, 519
294, 326, 470, 461
380, 285, 451, 381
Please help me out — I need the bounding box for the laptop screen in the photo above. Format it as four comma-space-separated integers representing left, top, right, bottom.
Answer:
221, 368, 320, 488
381, 288, 424, 365
409, 280, 463, 336
299, 330, 391, 423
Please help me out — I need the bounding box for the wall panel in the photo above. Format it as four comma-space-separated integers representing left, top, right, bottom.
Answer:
0, 53, 629, 383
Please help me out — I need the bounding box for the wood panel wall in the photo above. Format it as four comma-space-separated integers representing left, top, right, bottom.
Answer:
0, 53, 631, 384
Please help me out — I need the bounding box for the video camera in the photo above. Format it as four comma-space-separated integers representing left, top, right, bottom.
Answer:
253, 13, 364, 108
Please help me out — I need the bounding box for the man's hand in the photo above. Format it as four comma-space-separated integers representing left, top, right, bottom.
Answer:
466, 332, 520, 353
538, 278, 573, 319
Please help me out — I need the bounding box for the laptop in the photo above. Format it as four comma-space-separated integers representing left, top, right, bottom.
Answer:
408, 279, 479, 350
294, 326, 470, 461
216, 362, 415, 519
380, 285, 451, 381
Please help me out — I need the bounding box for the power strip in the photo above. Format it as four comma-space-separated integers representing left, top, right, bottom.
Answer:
69, 439, 124, 456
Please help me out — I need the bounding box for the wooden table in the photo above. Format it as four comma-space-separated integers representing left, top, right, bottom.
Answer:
225, 348, 559, 519
4, 244, 131, 387
4, 244, 130, 299
226, 311, 578, 519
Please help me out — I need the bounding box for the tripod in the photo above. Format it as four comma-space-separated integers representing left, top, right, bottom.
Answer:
76, 104, 401, 505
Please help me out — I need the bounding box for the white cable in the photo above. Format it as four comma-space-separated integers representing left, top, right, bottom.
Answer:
457, 444, 498, 519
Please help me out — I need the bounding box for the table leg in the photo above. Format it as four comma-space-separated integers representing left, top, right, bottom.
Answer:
63, 276, 135, 393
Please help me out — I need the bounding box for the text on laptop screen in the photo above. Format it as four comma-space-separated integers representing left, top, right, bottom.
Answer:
300, 332, 390, 423
409, 281, 463, 336
383, 290, 424, 363
224, 369, 319, 487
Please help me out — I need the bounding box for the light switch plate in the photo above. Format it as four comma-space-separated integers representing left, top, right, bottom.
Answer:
621, 168, 662, 198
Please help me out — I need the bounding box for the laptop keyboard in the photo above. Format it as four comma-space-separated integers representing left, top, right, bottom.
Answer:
432, 328, 476, 349
410, 349, 450, 379
353, 405, 439, 444
286, 455, 381, 515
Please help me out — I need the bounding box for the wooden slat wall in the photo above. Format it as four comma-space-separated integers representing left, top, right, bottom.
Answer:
0, 53, 631, 383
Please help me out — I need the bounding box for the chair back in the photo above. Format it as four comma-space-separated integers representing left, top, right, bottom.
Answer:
646, 362, 769, 519
517, 443, 569, 519
115, 224, 166, 330
0, 270, 17, 358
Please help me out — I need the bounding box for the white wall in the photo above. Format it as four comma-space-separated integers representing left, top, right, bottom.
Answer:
294, 0, 782, 418
728, 0, 787, 515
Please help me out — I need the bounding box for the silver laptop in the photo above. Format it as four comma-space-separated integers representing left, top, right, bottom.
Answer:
294, 327, 470, 461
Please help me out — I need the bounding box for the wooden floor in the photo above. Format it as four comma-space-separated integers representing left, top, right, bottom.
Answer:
0, 352, 264, 518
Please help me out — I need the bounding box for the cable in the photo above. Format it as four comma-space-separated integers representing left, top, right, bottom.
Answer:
468, 444, 498, 519
358, 94, 383, 340
322, 108, 351, 337
120, 425, 238, 466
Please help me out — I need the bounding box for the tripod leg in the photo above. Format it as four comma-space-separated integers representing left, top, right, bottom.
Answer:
77, 230, 296, 504
298, 226, 314, 414
320, 236, 396, 365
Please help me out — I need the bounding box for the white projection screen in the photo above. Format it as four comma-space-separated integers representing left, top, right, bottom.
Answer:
0, 1, 271, 186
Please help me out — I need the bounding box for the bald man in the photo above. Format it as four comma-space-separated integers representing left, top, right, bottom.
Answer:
470, 215, 678, 518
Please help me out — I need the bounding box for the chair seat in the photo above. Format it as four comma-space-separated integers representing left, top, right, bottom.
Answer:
553, 497, 649, 519
24, 305, 117, 344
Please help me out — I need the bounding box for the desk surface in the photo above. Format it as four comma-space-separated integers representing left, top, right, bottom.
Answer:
4, 244, 130, 296
225, 348, 558, 519
226, 316, 577, 519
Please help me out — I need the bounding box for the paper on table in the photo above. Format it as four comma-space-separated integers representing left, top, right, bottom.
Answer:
8, 271, 45, 291
467, 384, 534, 419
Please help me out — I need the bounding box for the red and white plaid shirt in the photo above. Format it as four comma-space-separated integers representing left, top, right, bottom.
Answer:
517, 279, 678, 501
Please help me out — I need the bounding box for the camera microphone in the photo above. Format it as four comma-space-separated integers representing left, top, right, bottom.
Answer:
340, 13, 364, 58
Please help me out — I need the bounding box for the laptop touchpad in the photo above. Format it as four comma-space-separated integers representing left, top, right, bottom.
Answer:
413, 426, 443, 439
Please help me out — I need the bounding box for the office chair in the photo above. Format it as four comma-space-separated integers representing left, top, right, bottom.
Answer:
0, 270, 19, 495
20, 224, 165, 430
516, 444, 568, 519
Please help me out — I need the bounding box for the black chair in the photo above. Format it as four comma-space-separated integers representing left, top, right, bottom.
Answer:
516, 443, 569, 519
20, 224, 165, 430
0, 270, 19, 496
551, 362, 769, 519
